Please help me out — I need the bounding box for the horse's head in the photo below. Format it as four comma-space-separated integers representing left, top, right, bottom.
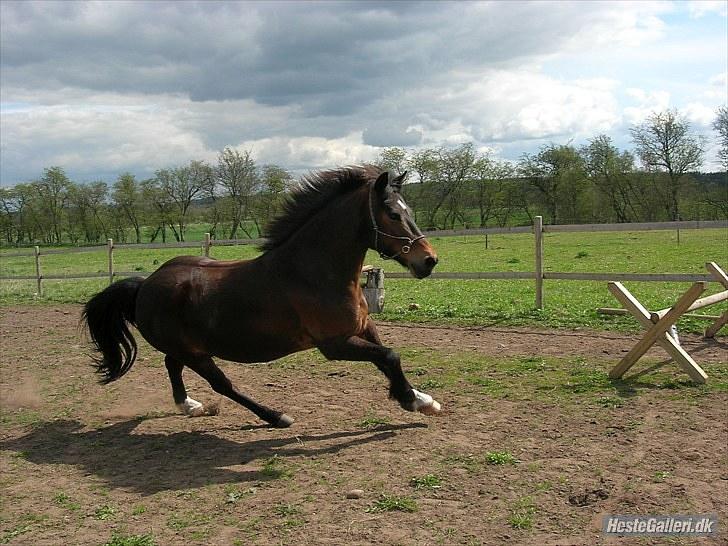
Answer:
368, 170, 438, 279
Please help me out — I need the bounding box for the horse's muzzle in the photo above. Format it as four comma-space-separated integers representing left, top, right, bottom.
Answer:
410, 254, 438, 279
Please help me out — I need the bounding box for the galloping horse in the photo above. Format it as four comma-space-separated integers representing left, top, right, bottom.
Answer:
83, 166, 440, 427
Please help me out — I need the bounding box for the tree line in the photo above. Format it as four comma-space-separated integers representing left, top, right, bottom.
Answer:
0, 148, 293, 245
1, 108, 726, 247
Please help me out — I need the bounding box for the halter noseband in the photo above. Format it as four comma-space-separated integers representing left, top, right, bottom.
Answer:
368, 181, 425, 260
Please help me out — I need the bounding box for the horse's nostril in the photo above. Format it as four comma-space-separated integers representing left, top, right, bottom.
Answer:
425, 256, 438, 268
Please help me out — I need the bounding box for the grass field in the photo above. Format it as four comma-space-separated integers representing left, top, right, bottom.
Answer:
0, 228, 726, 334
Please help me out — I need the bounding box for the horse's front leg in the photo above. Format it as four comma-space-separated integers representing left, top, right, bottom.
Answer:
317, 322, 442, 416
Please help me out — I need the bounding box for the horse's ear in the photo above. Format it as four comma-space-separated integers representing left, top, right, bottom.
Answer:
391, 171, 407, 191
375, 171, 389, 193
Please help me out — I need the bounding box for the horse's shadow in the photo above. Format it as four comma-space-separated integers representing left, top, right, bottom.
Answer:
0, 418, 424, 495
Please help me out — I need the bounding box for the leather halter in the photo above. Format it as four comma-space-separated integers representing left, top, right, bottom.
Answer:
368, 181, 425, 260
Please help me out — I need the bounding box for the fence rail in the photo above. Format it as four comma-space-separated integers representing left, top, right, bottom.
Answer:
1, 218, 726, 307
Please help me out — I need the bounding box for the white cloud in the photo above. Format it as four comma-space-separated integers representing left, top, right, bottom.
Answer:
623, 89, 672, 124
688, 0, 728, 18
684, 101, 720, 126
394, 70, 620, 143
235, 133, 379, 173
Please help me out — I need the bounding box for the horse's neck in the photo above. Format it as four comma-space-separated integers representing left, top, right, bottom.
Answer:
279, 191, 369, 284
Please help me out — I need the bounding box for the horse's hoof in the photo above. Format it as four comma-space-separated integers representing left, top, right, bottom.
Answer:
410, 389, 443, 416
417, 399, 442, 416
178, 397, 206, 417
273, 414, 294, 428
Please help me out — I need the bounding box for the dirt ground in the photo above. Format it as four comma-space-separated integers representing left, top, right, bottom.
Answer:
1, 305, 726, 546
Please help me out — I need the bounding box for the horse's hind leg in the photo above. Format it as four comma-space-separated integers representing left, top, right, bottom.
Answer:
185, 356, 293, 428
165, 356, 206, 417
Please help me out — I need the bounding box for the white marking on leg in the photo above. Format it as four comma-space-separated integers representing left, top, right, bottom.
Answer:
411, 388, 442, 415
177, 397, 205, 417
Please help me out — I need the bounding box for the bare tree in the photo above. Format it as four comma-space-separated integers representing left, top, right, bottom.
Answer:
630, 109, 704, 220
713, 105, 728, 170
215, 148, 258, 239
155, 160, 212, 241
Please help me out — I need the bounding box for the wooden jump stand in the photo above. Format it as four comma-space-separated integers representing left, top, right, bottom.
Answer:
600, 262, 728, 384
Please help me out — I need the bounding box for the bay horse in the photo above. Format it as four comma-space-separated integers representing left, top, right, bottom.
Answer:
82, 166, 440, 427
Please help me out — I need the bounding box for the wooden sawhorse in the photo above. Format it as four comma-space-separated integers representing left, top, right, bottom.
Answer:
606, 262, 728, 384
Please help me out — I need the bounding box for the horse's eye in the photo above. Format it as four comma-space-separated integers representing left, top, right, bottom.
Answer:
388, 212, 402, 221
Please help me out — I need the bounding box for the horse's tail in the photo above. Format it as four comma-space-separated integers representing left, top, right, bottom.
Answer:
82, 277, 144, 384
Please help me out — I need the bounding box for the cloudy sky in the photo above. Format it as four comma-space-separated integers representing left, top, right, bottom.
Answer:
1, 0, 726, 186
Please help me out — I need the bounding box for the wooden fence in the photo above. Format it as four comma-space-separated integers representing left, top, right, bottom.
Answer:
1, 218, 726, 308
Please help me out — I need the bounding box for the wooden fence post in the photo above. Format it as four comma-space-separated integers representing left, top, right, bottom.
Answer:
107, 238, 114, 284
534, 216, 544, 309
204, 233, 211, 257
34, 245, 42, 297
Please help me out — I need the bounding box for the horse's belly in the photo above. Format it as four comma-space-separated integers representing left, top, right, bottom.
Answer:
210, 330, 314, 364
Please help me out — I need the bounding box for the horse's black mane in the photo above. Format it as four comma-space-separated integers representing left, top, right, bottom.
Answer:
261, 165, 381, 251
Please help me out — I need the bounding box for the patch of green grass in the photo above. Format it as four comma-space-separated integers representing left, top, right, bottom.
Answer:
595, 395, 625, 408
166, 512, 211, 531
410, 474, 443, 489
653, 470, 671, 482
485, 451, 519, 465
273, 503, 300, 517
260, 456, 293, 480
281, 518, 305, 529
224, 485, 257, 504
94, 505, 116, 521
418, 378, 444, 390
0, 409, 42, 426
508, 496, 537, 530
357, 414, 391, 429
366, 494, 418, 513
104, 532, 156, 546
131, 505, 146, 515
0, 524, 32, 544
53, 492, 81, 511
442, 453, 482, 473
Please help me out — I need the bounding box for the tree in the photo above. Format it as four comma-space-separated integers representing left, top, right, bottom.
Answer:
377, 147, 409, 174
155, 160, 212, 241
418, 143, 477, 229
581, 135, 640, 223
253, 164, 292, 237
0, 185, 32, 244
713, 105, 728, 171
519, 143, 586, 224
630, 109, 704, 220
471, 156, 513, 227
112, 173, 144, 243
33, 167, 71, 244
67, 181, 109, 244
215, 148, 258, 239
141, 178, 174, 243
